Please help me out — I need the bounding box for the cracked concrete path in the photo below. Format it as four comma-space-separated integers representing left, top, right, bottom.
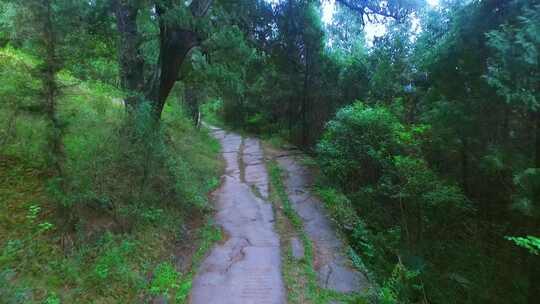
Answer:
190, 126, 285, 304
268, 148, 369, 294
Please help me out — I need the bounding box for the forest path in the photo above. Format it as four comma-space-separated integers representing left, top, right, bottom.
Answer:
265, 146, 369, 294
190, 126, 286, 304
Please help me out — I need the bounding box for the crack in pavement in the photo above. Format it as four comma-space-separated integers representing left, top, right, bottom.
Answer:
224, 238, 252, 274
324, 264, 334, 288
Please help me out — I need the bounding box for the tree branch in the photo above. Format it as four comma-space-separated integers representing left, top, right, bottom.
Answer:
190, 0, 213, 17
335, 0, 414, 25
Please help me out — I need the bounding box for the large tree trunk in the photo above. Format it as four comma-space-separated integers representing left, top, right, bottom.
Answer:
301, 46, 310, 147
113, 0, 212, 119
145, 25, 199, 119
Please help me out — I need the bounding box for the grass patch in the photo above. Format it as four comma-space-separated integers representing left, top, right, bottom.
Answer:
175, 221, 222, 302
149, 220, 222, 303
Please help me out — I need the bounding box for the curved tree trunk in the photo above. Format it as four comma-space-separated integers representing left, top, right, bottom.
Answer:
113, 0, 212, 120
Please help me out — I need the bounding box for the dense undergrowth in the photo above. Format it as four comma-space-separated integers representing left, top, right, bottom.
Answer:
314, 102, 473, 303
311, 98, 539, 303
0, 46, 222, 303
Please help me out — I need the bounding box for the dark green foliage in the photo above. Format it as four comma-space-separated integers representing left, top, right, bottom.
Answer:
486, 2, 539, 112
316, 101, 476, 303
317, 102, 404, 190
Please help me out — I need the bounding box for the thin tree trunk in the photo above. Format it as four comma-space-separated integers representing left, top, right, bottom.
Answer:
460, 136, 470, 196
301, 47, 310, 147
288, 95, 294, 139
114, 0, 145, 110
43, 0, 63, 177
40, 0, 73, 253
530, 112, 540, 217
399, 197, 411, 251
184, 85, 200, 124
286, 0, 295, 140
501, 106, 510, 148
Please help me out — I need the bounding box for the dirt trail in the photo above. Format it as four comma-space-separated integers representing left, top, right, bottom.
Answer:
268, 148, 369, 293
190, 126, 286, 304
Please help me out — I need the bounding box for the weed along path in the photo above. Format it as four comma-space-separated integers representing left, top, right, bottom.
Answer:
268, 147, 369, 294
190, 126, 286, 304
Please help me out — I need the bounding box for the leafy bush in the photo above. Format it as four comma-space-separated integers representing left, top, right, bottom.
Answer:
388, 155, 472, 227
511, 168, 540, 217
316, 101, 473, 303
149, 262, 181, 296
92, 234, 137, 283
0, 47, 46, 166
375, 262, 422, 304
317, 101, 405, 192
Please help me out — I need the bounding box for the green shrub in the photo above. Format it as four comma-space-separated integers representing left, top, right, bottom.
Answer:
316, 101, 473, 303
317, 101, 405, 192
0, 46, 46, 166
376, 262, 422, 304
316, 187, 375, 255
92, 234, 136, 282
44, 293, 60, 304
511, 168, 540, 217
384, 155, 472, 258
149, 262, 181, 296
